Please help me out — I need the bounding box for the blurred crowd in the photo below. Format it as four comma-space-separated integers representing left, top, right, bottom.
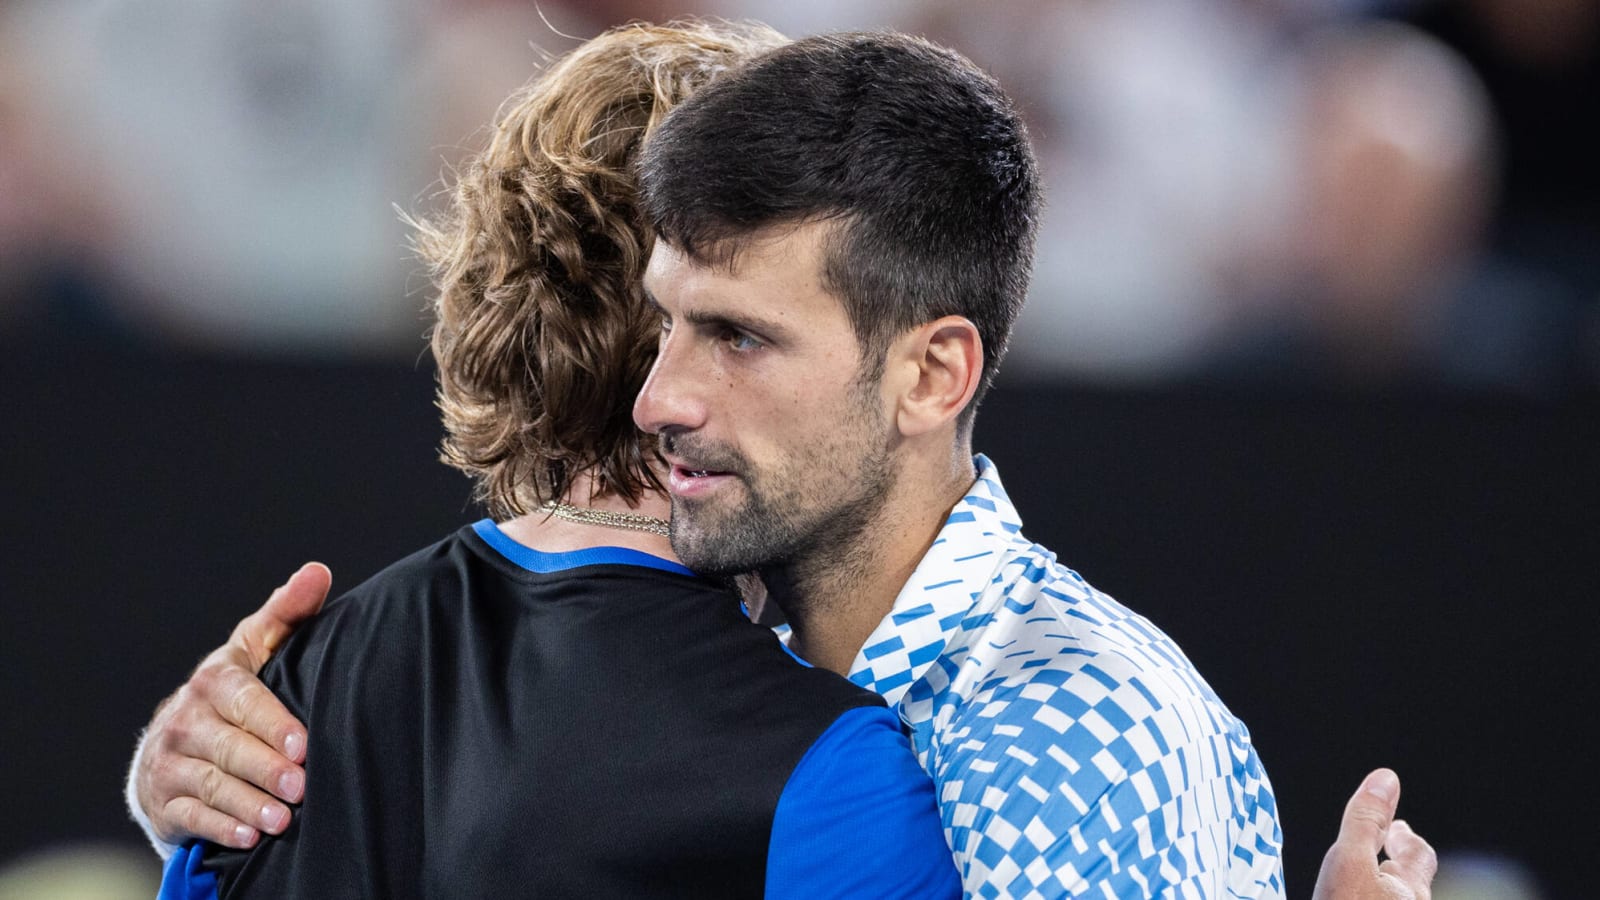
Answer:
0, 4, 1586, 896
3, 0, 1597, 390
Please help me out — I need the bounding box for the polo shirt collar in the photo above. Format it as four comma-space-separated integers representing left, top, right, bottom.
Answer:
846, 454, 1021, 708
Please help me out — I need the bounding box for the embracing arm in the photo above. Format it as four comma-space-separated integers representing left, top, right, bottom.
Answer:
127, 563, 330, 856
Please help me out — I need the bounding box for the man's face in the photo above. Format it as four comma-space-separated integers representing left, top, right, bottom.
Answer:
632, 223, 896, 576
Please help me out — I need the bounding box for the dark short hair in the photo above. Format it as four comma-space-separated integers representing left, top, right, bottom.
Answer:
638, 31, 1041, 421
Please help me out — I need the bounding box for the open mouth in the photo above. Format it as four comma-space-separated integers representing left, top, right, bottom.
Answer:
669, 465, 734, 497
675, 465, 731, 480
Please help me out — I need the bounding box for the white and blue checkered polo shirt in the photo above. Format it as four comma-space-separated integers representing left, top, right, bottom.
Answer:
848, 455, 1284, 898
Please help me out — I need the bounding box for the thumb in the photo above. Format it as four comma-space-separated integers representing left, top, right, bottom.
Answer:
233, 562, 332, 670
1338, 767, 1401, 855
1314, 768, 1401, 899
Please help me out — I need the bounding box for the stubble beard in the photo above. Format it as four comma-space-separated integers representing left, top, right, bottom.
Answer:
666, 384, 895, 588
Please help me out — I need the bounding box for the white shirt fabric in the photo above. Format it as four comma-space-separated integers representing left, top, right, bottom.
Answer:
847, 455, 1285, 897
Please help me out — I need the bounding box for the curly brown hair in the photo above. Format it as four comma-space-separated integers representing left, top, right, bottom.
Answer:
411, 21, 786, 518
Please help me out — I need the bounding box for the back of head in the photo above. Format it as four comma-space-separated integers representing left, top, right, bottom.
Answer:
638, 31, 1041, 421
416, 20, 786, 517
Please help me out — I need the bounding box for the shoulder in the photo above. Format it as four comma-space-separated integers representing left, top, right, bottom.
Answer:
929, 551, 1283, 895
289, 528, 485, 641
767, 706, 959, 899
961, 541, 1223, 717
260, 529, 482, 706
946, 547, 1254, 778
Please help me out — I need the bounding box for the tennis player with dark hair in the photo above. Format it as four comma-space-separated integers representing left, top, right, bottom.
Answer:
134, 24, 1436, 900
148, 21, 960, 899
626, 33, 1287, 896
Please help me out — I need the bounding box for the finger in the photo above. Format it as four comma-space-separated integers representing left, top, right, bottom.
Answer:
1380, 819, 1438, 895
151, 718, 300, 825
160, 796, 263, 851
166, 690, 306, 803
1335, 767, 1401, 856
205, 655, 310, 768
156, 753, 296, 836
210, 711, 306, 806
1313, 768, 1401, 898
231, 562, 331, 670
183, 649, 309, 767
207, 563, 329, 763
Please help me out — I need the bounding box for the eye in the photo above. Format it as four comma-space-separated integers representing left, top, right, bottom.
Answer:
721, 327, 764, 353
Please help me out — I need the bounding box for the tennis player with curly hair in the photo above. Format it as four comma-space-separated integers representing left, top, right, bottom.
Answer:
148, 21, 960, 899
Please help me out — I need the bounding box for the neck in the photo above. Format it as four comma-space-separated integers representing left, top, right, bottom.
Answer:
498, 471, 679, 561
779, 445, 976, 675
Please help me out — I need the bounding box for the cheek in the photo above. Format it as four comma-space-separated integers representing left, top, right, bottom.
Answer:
779, 379, 859, 431
723, 356, 869, 459
730, 386, 830, 467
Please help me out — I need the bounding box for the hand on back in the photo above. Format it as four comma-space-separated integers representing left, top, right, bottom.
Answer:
133, 563, 328, 848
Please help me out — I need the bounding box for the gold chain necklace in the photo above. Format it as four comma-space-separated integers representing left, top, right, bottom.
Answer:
539, 501, 671, 538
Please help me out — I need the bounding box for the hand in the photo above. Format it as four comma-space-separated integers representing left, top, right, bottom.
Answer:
1312, 768, 1437, 900
133, 563, 331, 849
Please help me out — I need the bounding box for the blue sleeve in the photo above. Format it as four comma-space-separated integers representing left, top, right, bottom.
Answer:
765, 705, 960, 899
157, 842, 219, 900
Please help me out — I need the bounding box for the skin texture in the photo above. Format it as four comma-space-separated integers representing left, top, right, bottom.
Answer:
1313, 769, 1438, 900
635, 229, 896, 588
636, 224, 984, 673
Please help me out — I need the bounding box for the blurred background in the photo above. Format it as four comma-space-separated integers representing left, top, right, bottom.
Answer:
1, 0, 1595, 897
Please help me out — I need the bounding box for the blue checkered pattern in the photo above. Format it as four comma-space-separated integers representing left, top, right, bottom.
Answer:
849, 456, 1284, 898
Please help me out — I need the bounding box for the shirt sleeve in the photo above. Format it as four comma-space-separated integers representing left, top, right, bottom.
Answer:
929, 679, 1285, 898
765, 705, 961, 900
158, 842, 221, 900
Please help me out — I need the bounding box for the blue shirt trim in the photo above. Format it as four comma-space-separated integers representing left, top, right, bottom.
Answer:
472, 519, 694, 577
766, 706, 960, 898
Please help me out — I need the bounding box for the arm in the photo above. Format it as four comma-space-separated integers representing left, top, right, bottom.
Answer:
926, 671, 1284, 897
1312, 769, 1437, 900
127, 563, 330, 856
936, 735, 1281, 896
765, 706, 960, 899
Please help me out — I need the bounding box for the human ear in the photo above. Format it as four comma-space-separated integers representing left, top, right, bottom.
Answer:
889, 316, 982, 437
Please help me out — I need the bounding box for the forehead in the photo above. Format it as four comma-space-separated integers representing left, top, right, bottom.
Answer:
643, 222, 849, 324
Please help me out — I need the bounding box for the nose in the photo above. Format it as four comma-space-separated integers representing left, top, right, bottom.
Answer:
633, 330, 706, 437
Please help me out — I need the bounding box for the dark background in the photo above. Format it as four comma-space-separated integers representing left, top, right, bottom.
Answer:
3, 335, 1595, 897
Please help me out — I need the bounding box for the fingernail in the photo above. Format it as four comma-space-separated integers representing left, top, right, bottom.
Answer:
233, 824, 259, 848
278, 769, 305, 802
262, 803, 290, 833
284, 732, 304, 761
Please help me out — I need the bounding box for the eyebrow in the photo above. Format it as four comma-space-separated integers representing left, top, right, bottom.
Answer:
643, 286, 792, 346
